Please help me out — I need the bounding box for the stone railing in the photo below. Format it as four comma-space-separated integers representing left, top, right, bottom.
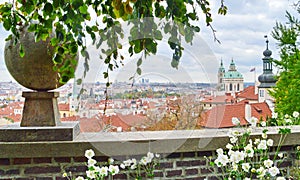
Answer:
0, 126, 300, 179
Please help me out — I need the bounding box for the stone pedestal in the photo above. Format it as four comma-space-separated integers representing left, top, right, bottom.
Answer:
0, 91, 80, 141
21, 91, 61, 127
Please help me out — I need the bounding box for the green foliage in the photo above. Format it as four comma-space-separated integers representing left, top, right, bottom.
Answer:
271, 10, 300, 117
0, 0, 227, 86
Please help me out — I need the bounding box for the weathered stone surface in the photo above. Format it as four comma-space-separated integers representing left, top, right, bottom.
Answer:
4, 28, 77, 91
0, 122, 80, 142
21, 91, 60, 127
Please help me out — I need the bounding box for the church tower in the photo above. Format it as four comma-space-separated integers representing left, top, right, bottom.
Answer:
258, 36, 276, 103
217, 59, 225, 91
223, 59, 244, 94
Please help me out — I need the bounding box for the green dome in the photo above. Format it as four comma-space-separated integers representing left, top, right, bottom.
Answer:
224, 71, 243, 79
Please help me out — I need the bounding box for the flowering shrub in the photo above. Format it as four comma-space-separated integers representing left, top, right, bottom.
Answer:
208, 116, 290, 179
120, 152, 160, 179
63, 149, 160, 180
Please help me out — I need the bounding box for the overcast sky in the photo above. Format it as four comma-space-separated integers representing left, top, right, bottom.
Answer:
0, 0, 298, 84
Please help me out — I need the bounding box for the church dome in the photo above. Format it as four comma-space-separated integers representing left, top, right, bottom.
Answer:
224, 71, 243, 79
263, 49, 272, 57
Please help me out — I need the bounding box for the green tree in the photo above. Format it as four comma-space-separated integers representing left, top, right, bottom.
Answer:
0, 0, 227, 85
271, 4, 300, 116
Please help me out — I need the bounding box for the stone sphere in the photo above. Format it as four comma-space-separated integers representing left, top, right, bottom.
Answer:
4, 29, 77, 91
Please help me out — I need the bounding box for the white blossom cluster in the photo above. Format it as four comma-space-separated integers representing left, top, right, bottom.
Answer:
213, 117, 287, 179
65, 150, 160, 180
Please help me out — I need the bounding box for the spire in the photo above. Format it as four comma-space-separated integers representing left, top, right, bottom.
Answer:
263, 35, 272, 57
218, 58, 225, 73
229, 58, 236, 71
258, 35, 276, 88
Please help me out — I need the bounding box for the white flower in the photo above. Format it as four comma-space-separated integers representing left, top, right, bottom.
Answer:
293, 111, 299, 118
278, 153, 284, 158
264, 159, 273, 168
285, 118, 292, 124
269, 166, 280, 177
257, 140, 267, 150
85, 149, 95, 159
230, 151, 245, 164
267, 139, 274, 146
242, 163, 251, 172
108, 158, 114, 164
130, 164, 137, 170
226, 143, 233, 150
215, 152, 229, 167
232, 117, 240, 126
123, 159, 132, 167
249, 117, 258, 127
120, 164, 125, 169
94, 166, 101, 173
276, 177, 286, 180
272, 112, 278, 119
86, 170, 96, 179
140, 157, 148, 165
254, 138, 260, 145
230, 137, 238, 144
131, 158, 137, 165
99, 166, 108, 177
87, 158, 97, 166
228, 130, 241, 137
109, 165, 119, 175
257, 167, 266, 178
147, 152, 154, 162
261, 121, 266, 127
262, 133, 268, 139
75, 176, 85, 180
244, 178, 251, 180
244, 144, 254, 158
155, 153, 160, 158
62, 173, 68, 177
232, 163, 238, 171
284, 114, 289, 119
216, 148, 224, 155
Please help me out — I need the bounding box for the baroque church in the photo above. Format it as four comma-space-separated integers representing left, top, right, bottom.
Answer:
217, 59, 244, 94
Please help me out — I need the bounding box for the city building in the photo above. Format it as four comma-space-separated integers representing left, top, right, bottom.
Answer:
217, 59, 244, 94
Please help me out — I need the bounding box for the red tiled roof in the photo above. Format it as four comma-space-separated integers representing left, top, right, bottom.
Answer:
199, 102, 271, 128
58, 103, 70, 111
79, 117, 104, 132
201, 95, 234, 104
237, 86, 258, 100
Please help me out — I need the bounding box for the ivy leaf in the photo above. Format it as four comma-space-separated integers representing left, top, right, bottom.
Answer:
76, 78, 82, 85
3, 18, 12, 31
136, 67, 142, 75
19, 44, 25, 58
79, 5, 88, 14
137, 57, 142, 66
44, 3, 53, 16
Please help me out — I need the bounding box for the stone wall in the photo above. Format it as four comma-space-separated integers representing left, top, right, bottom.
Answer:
0, 126, 299, 179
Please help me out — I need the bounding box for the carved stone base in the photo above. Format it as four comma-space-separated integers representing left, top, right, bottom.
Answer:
21, 91, 61, 127
0, 122, 80, 142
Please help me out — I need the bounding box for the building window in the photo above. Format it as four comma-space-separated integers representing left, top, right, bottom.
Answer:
229, 83, 232, 91
259, 89, 264, 97
237, 84, 240, 91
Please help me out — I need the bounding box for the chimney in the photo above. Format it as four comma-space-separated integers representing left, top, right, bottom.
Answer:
245, 101, 251, 121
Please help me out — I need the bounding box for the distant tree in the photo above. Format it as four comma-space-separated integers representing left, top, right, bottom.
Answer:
271, 3, 300, 117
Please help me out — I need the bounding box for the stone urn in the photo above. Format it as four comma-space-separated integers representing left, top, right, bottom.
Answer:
1, 27, 80, 141
4, 28, 75, 91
